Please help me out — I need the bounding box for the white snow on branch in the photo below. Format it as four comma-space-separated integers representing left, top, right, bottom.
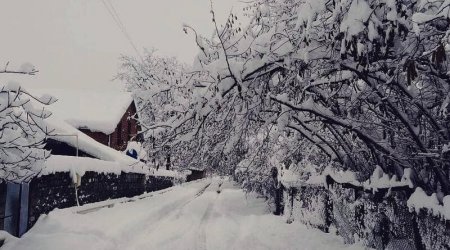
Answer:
287, 165, 414, 192
407, 187, 450, 220
362, 166, 414, 192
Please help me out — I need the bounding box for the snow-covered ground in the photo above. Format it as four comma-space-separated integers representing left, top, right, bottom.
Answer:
3, 178, 367, 250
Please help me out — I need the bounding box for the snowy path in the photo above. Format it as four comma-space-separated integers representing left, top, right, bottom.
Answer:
3, 178, 367, 250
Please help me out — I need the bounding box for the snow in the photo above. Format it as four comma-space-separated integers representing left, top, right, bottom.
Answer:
18, 88, 182, 179
295, 0, 327, 31
41, 154, 183, 181
31, 89, 134, 134
18, 62, 36, 74
0, 230, 17, 247
412, 0, 450, 35
340, 0, 372, 39
283, 165, 414, 192
0, 83, 53, 182
42, 117, 184, 178
362, 166, 414, 192
280, 168, 304, 188
443, 143, 450, 154
367, 21, 378, 41
150, 168, 185, 179
385, 0, 398, 21
124, 141, 148, 162
42, 155, 121, 178
412, 13, 436, 24
407, 187, 450, 220
322, 165, 360, 186
44, 117, 142, 168
320, 165, 414, 191
3, 178, 366, 250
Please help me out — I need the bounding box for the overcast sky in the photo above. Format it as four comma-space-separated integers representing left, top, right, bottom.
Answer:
0, 0, 243, 91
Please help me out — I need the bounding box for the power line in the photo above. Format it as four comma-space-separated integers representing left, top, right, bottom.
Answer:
105, 0, 128, 39
102, 0, 141, 58
100, 0, 143, 61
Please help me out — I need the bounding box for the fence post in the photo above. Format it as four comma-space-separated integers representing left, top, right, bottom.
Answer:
411, 211, 425, 250
4, 182, 20, 236
18, 182, 29, 237
271, 167, 284, 215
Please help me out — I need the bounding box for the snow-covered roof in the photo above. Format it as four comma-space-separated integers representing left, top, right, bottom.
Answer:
20, 88, 183, 179
43, 117, 185, 179
44, 116, 144, 169
32, 89, 134, 134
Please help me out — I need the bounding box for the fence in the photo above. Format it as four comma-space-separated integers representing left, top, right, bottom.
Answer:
1, 171, 176, 237
282, 177, 450, 250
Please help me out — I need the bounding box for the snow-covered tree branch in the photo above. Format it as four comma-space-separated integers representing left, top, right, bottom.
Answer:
0, 71, 56, 182
119, 0, 450, 196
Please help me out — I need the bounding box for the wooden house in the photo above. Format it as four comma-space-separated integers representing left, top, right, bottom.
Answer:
39, 89, 141, 153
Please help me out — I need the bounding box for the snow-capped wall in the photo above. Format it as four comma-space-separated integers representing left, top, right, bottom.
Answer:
27, 170, 178, 232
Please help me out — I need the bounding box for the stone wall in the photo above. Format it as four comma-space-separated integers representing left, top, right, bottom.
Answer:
145, 176, 174, 193
27, 172, 174, 230
28, 172, 77, 228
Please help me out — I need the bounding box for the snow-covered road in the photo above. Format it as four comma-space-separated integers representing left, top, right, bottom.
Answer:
3, 178, 367, 250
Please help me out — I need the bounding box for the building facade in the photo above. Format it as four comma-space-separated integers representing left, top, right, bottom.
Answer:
79, 102, 140, 151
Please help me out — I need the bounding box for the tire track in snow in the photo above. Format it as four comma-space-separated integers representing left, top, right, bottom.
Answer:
195, 180, 223, 250
122, 181, 213, 249
195, 193, 216, 249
